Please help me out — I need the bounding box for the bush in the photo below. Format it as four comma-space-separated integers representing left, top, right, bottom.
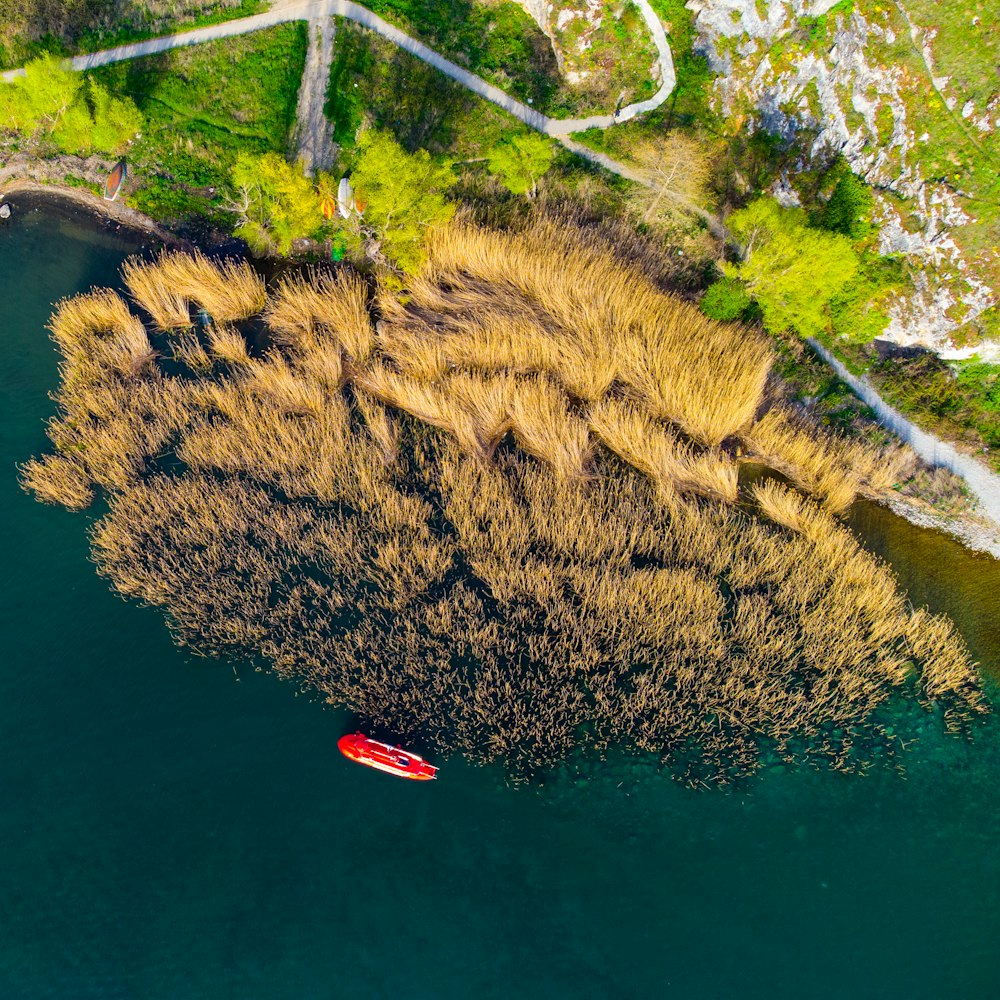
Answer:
700, 278, 752, 321
822, 170, 874, 240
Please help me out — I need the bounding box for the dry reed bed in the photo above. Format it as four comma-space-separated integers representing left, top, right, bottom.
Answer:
19, 232, 986, 782
123, 251, 266, 329
391, 222, 774, 446
743, 406, 914, 514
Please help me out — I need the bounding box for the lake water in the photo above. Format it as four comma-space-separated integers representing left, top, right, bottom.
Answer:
2, 196, 999, 999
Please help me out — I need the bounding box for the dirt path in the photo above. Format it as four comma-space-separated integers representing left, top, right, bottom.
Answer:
293, 0, 337, 175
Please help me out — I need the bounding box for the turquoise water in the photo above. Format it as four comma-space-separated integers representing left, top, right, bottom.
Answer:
2, 197, 999, 999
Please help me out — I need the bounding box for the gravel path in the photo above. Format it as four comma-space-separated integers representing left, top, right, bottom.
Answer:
293, 0, 337, 175
808, 339, 1000, 531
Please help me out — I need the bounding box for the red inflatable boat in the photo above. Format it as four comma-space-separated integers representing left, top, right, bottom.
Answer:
337, 733, 438, 780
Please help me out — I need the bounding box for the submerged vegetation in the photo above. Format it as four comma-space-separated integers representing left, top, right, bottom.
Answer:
21, 219, 986, 783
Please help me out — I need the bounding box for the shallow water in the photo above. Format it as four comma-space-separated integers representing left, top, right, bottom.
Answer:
2, 198, 999, 999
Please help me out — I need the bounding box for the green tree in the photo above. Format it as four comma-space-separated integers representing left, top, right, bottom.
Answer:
486, 132, 555, 197
0, 55, 142, 154
349, 130, 455, 273
227, 152, 324, 256
724, 197, 859, 338
0, 54, 80, 134
821, 170, 874, 240
87, 80, 145, 155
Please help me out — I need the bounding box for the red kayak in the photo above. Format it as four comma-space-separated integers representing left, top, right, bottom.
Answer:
337, 733, 438, 780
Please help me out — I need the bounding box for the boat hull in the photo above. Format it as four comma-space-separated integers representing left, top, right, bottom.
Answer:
104, 160, 127, 202
338, 733, 437, 780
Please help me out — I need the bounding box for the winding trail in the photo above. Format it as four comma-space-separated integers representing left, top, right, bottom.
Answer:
808, 339, 1000, 531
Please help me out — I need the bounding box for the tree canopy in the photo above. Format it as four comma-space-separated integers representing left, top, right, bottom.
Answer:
486, 132, 555, 197
723, 197, 859, 339
227, 152, 324, 256
0, 55, 142, 154
821, 169, 875, 240
349, 130, 455, 273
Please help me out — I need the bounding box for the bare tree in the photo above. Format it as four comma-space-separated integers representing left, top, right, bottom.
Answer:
628, 134, 710, 227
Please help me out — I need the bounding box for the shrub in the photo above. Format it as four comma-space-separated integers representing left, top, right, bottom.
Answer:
700, 277, 752, 321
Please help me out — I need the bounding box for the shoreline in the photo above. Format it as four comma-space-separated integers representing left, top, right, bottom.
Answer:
0, 177, 191, 248
4, 180, 998, 559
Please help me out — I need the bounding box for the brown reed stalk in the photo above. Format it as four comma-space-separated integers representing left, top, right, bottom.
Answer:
156, 251, 266, 322
122, 256, 193, 329
508, 377, 593, 480
743, 407, 858, 513
19, 453, 94, 510
266, 269, 373, 361
206, 324, 251, 366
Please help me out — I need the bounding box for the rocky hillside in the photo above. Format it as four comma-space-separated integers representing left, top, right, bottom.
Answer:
686, 0, 1000, 358
517, 0, 661, 104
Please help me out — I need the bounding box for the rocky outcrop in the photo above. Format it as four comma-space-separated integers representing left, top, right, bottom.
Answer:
687, 0, 998, 357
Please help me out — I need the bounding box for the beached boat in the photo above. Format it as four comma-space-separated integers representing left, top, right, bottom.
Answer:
104, 160, 127, 202
337, 732, 438, 780
337, 177, 353, 219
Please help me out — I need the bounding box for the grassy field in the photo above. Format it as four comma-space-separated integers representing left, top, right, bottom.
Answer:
359, 0, 655, 116
327, 19, 537, 159
87, 24, 307, 223
0, 0, 262, 70
360, 0, 563, 108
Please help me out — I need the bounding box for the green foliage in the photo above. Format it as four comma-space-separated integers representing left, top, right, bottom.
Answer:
0, 54, 142, 154
821, 169, 874, 240
228, 152, 324, 256
725, 197, 859, 338
0, 53, 79, 132
829, 253, 906, 344
349, 130, 456, 273
89, 24, 307, 223
486, 132, 554, 196
87, 80, 144, 153
360, 0, 561, 109
700, 278, 752, 321
955, 362, 1000, 415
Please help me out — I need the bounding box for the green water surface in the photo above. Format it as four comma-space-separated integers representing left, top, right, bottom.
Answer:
2, 198, 999, 1000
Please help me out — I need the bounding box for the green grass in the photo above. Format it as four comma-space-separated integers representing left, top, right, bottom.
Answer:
327, 20, 537, 160
0, 0, 263, 70
359, 0, 564, 110
87, 24, 306, 224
